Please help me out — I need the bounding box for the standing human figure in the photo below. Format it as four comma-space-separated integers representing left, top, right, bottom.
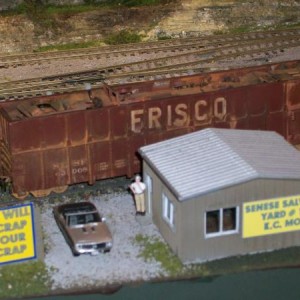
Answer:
129, 175, 146, 215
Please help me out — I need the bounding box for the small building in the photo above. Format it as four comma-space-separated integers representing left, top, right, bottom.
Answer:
139, 128, 300, 263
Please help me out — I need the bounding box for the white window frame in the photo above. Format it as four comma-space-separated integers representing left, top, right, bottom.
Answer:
162, 193, 175, 228
205, 207, 239, 238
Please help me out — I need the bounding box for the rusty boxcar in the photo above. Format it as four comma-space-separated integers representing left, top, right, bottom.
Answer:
0, 60, 299, 198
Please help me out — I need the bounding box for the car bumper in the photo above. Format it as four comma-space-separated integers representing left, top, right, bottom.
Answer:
74, 242, 112, 255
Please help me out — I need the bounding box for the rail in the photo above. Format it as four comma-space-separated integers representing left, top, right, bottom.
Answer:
1, 33, 300, 100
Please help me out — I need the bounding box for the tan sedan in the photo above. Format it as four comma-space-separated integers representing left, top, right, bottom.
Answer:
53, 201, 113, 256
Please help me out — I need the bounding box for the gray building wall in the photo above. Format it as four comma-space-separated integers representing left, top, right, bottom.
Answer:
143, 162, 182, 255
180, 179, 300, 263
143, 161, 300, 263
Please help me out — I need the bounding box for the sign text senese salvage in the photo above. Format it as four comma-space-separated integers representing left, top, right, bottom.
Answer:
243, 195, 300, 238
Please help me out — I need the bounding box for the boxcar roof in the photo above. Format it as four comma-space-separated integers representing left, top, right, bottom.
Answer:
139, 128, 300, 201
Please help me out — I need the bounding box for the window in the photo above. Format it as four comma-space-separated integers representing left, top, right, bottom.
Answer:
205, 207, 238, 237
162, 193, 174, 228
67, 213, 100, 227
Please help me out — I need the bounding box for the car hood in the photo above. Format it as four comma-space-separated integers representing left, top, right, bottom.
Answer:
68, 223, 112, 244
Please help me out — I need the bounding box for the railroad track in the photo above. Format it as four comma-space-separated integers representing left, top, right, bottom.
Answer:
0, 28, 300, 68
1, 29, 300, 100
105, 39, 300, 85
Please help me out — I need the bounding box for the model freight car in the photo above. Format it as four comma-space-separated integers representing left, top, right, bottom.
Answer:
0, 60, 299, 198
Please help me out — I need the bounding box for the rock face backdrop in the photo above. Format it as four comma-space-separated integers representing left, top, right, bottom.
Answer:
0, 0, 299, 53
0, 0, 106, 11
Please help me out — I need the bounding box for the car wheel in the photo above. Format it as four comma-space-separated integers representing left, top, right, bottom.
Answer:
72, 250, 80, 257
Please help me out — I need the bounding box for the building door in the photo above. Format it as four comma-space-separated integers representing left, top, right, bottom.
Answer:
145, 173, 153, 214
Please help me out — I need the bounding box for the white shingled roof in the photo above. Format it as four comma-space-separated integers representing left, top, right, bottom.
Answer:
139, 128, 300, 201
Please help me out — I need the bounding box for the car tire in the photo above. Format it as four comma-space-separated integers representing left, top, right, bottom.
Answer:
72, 250, 80, 257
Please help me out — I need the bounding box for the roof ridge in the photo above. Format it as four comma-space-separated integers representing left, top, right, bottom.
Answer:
212, 129, 259, 176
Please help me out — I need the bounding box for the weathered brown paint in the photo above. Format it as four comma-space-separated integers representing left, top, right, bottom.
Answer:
286, 80, 300, 144
0, 60, 299, 195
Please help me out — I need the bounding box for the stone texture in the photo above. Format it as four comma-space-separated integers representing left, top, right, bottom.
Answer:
0, 16, 35, 53
151, 0, 300, 37
0, 0, 299, 53
0, 0, 106, 11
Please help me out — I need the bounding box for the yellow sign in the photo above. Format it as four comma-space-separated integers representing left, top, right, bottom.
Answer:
0, 203, 36, 265
243, 194, 300, 238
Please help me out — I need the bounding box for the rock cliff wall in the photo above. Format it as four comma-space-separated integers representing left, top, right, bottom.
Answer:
0, 0, 105, 11
0, 0, 299, 53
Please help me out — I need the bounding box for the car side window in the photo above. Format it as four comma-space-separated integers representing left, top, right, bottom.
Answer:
68, 215, 78, 227
77, 215, 86, 225
86, 213, 94, 223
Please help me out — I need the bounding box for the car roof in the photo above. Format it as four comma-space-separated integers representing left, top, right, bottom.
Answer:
57, 202, 98, 216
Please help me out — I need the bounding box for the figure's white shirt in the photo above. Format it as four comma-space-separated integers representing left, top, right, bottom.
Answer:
130, 181, 146, 194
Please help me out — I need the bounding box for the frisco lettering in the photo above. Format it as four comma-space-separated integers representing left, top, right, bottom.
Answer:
131, 97, 227, 132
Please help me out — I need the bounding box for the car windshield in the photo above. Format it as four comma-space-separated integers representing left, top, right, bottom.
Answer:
68, 212, 101, 227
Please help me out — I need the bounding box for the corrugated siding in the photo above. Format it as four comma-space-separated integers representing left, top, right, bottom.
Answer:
179, 179, 300, 263
139, 128, 300, 201
143, 162, 182, 255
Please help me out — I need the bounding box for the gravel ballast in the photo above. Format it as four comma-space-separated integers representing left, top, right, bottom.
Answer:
42, 192, 167, 291
1, 45, 300, 83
